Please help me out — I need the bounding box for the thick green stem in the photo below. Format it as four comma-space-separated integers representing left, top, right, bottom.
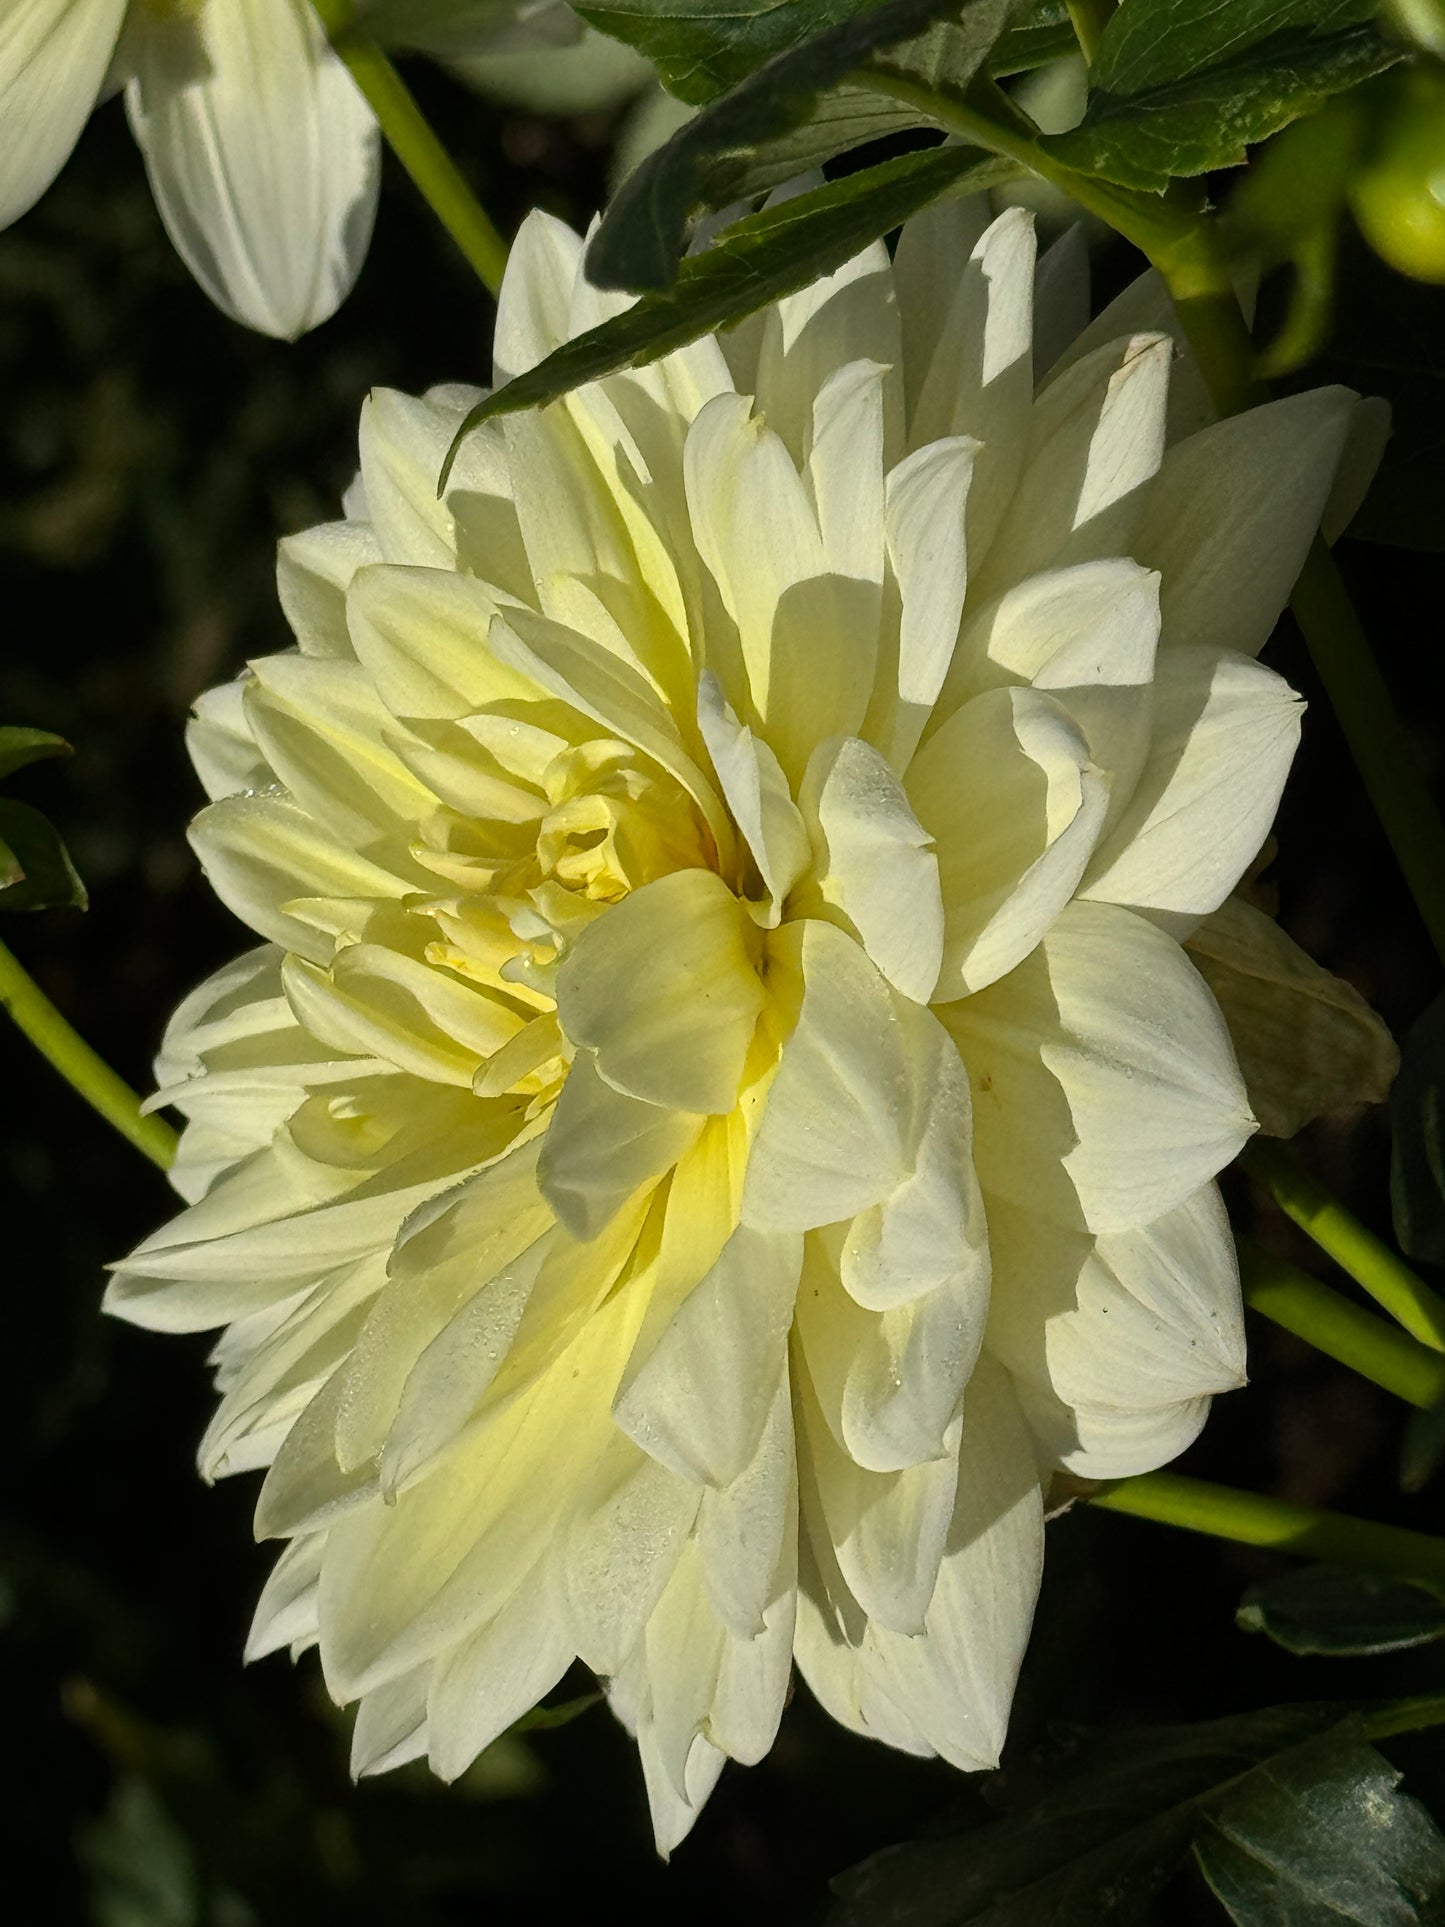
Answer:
1239, 1238, 1445, 1406
1089, 1472, 1445, 1589
1245, 1141, 1445, 1353
0, 939, 175, 1172
311, 1, 508, 298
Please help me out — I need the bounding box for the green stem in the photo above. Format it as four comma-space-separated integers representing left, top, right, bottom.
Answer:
0, 938, 175, 1172
1245, 1140, 1445, 1353
1089, 1471, 1445, 1589
1367, 1691, 1445, 1741
1289, 537, 1445, 969
1065, 0, 1114, 63
1239, 1237, 1445, 1407
311, 0, 508, 298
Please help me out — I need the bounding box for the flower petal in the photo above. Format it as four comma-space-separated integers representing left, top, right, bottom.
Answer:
945, 900, 1254, 1234
0, 0, 124, 226
556, 868, 764, 1116
1134, 389, 1354, 657
125, 0, 379, 338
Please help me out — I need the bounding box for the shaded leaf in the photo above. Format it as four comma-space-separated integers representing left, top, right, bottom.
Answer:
1401, 1400, 1445, 1495
1238, 1565, 1445, 1657
1195, 1725, 1445, 1924
0, 798, 88, 912
442, 145, 1015, 473
576, 0, 894, 104
828, 1704, 1345, 1926
1047, 0, 1400, 191
78, 1775, 200, 1927
0, 725, 72, 782
1391, 989, 1445, 1264
985, 0, 1075, 74
587, 0, 1016, 290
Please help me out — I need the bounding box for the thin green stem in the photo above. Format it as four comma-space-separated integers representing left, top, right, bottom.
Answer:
0, 938, 175, 1171
1367, 1691, 1445, 1741
311, 0, 508, 298
1065, 0, 1114, 63
1089, 1472, 1445, 1590
1289, 538, 1445, 969
1245, 1140, 1445, 1353
1238, 1237, 1445, 1407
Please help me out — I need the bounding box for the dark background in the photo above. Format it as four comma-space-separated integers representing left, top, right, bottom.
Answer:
2, 64, 1443, 1926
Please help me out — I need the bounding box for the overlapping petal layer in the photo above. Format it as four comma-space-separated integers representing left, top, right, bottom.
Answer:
111, 202, 1385, 1849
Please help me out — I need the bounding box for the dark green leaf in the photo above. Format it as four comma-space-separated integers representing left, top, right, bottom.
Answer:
442, 145, 1014, 472
1238, 1565, 1445, 1656
1400, 1400, 1445, 1494
1391, 990, 1445, 1262
586, 0, 1016, 290
985, 0, 1075, 74
78, 1776, 200, 1927
0, 798, 88, 912
1194, 1725, 1445, 1925
1046, 0, 1400, 191
575, 0, 904, 104
828, 1704, 1345, 1926
0, 725, 72, 782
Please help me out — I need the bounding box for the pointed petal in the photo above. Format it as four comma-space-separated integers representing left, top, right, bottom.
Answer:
1134, 389, 1354, 658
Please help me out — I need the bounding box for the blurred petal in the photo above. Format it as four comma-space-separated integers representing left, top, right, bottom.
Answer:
125, 0, 379, 338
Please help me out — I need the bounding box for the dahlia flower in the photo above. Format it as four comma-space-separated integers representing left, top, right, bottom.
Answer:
0, 0, 589, 338
110, 201, 1382, 1848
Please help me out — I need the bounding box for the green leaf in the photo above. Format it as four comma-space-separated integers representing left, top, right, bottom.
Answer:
586, 0, 1016, 290
442, 144, 1015, 473
1046, 0, 1400, 191
1391, 990, 1445, 1264
828, 1704, 1347, 1926
985, 0, 1075, 74
1238, 1564, 1445, 1656
1401, 1399, 1445, 1495
78, 1776, 200, 1927
0, 798, 89, 912
0, 725, 72, 782
1194, 1725, 1445, 1925
576, 0, 904, 103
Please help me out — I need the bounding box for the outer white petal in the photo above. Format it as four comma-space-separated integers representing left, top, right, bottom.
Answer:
695, 1365, 796, 1634
1082, 645, 1302, 926
945, 900, 1254, 1234
1134, 389, 1354, 657
125, 0, 380, 339
427, 1569, 574, 1781
985, 1185, 1246, 1478
0, 0, 124, 227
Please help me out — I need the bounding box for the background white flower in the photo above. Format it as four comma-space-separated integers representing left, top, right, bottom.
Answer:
0, 0, 618, 339
108, 201, 1384, 1850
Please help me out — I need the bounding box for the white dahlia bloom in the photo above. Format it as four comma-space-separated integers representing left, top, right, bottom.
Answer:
0, 0, 588, 338
111, 203, 1375, 1848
